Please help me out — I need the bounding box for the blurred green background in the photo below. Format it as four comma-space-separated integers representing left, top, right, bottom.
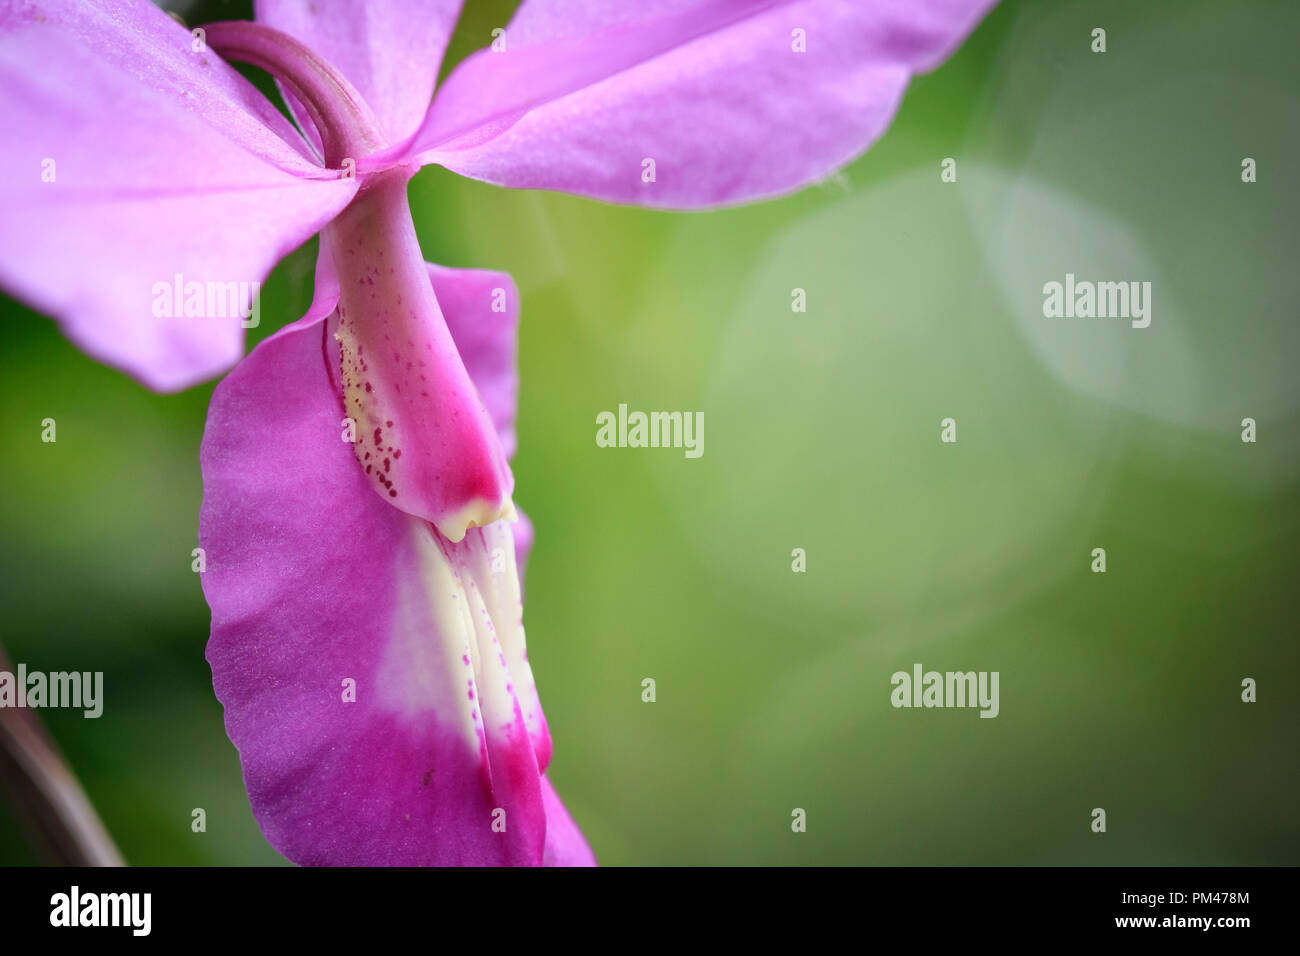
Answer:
2, 0, 1297, 865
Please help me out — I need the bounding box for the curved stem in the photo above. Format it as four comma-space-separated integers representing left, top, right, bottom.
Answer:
204, 21, 389, 168
0, 645, 124, 866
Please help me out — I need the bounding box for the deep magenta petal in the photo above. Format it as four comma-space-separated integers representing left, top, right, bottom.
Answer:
0, 0, 355, 390
429, 262, 520, 461
200, 314, 567, 866
412, 0, 998, 208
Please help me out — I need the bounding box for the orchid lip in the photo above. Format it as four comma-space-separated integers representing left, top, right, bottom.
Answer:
203, 21, 388, 168
205, 23, 515, 536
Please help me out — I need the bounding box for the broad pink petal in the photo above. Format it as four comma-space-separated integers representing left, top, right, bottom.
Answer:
429, 262, 520, 460
256, 0, 464, 153
200, 314, 576, 865
0, 0, 355, 390
409, 0, 997, 208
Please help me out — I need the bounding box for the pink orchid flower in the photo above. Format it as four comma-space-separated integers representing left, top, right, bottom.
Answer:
0, 0, 996, 865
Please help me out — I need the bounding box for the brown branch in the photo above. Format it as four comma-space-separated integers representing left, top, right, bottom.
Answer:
0, 645, 124, 866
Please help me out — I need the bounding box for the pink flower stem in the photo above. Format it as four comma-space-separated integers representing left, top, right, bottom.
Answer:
203, 21, 389, 168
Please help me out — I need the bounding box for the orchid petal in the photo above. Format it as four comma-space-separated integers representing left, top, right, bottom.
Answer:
428, 262, 520, 460
199, 314, 588, 865
255, 0, 464, 154
0, 0, 355, 391
406, 0, 998, 208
